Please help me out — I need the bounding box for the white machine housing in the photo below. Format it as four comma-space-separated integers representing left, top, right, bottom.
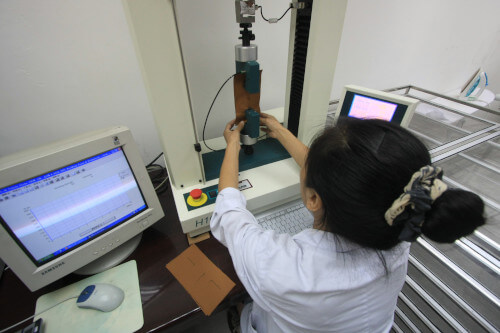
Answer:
123, 0, 348, 236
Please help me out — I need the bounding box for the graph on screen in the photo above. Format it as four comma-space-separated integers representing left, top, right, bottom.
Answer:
31, 175, 135, 241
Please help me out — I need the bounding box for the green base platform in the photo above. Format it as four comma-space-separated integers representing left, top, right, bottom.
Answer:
202, 138, 291, 182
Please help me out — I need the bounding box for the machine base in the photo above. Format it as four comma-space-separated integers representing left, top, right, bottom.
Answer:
172, 157, 301, 236
202, 138, 290, 181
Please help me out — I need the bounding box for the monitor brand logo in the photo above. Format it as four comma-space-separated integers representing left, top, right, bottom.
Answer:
41, 262, 65, 275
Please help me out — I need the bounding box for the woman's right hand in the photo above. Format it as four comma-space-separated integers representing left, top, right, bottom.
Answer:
260, 112, 308, 168
260, 113, 284, 139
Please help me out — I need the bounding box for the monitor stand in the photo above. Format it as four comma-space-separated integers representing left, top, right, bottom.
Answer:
74, 233, 143, 275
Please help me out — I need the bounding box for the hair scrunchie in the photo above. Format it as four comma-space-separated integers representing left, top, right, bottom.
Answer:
385, 166, 448, 242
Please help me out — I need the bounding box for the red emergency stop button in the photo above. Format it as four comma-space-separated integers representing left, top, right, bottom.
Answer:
187, 188, 207, 208
190, 189, 203, 200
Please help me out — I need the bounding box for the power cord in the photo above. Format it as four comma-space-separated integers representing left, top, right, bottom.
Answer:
0, 296, 78, 333
200, 71, 272, 152
258, 4, 292, 23
202, 73, 238, 152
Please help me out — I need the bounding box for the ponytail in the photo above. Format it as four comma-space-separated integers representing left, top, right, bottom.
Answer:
384, 166, 485, 243
422, 189, 485, 243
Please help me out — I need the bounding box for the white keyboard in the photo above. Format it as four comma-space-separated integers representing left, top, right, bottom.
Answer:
256, 199, 314, 235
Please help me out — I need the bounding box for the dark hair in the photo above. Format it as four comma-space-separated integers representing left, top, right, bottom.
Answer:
422, 189, 484, 243
305, 117, 485, 250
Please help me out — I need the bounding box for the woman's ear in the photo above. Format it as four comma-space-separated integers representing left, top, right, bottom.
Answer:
305, 187, 323, 212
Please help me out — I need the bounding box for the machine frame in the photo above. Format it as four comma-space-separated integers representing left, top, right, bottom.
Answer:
123, 0, 347, 236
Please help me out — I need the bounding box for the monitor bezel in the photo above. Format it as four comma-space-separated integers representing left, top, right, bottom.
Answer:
0, 147, 148, 268
0, 126, 164, 291
333, 85, 419, 128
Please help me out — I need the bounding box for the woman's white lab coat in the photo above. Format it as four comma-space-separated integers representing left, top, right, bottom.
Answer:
211, 188, 410, 333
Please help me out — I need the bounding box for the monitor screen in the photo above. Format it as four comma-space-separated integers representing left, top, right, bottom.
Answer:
334, 85, 419, 128
0, 126, 164, 291
348, 94, 397, 121
0, 147, 147, 267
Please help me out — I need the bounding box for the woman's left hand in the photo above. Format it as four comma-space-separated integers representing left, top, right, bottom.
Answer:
219, 119, 245, 191
223, 119, 245, 147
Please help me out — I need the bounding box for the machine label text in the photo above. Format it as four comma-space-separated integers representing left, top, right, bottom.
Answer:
195, 216, 210, 227
238, 179, 252, 191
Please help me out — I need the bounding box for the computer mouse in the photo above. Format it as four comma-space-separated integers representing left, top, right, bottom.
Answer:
76, 283, 125, 312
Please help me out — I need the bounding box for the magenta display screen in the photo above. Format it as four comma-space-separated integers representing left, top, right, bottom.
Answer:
339, 91, 409, 125
348, 94, 397, 121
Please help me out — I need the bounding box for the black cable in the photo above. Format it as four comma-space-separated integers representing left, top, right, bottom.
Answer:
0, 296, 78, 333
259, 6, 269, 22
145, 153, 169, 194
202, 73, 237, 152
153, 174, 169, 194
147, 164, 169, 194
146, 152, 164, 167
146, 72, 237, 192
259, 5, 292, 23
147, 164, 165, 177
277, 6, 292, 21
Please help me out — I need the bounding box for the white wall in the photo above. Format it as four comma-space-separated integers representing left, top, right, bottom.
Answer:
332, 0, 500, 98
1, 0, 499, 162
0, 0, 162, 164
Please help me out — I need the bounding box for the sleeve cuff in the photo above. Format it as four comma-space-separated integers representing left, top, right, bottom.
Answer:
216, 187, 247, 211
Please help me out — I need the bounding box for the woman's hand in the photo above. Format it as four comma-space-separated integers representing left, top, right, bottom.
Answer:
260, 112, 308, 168
223, 119, 245, 147
219, 119, 244, 191
260, 113, 284, 139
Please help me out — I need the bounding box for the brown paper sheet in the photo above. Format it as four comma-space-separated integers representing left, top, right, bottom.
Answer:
233, 71, 262, 122
165, 244, 236, 316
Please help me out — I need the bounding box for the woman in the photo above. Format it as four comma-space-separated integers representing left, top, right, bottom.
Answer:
210, 114, 485, 333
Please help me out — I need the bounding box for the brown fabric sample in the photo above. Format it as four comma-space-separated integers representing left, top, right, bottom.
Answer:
165, 244, 236, 316
233, 71, 262, 122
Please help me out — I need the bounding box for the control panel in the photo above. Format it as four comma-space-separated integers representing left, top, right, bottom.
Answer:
183, 184, 219, 211
183, 179, 254, 211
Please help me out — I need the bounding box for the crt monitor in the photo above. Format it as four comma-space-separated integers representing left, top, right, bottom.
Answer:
0, 126, 164, 291
334, 85, 419, 127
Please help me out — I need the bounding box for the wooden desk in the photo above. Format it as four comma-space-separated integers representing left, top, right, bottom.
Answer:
0, 186, 247, 333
